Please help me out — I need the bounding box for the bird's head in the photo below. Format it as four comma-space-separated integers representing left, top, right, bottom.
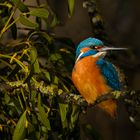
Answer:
76, 37, 104, 58
75, 37, 127, 62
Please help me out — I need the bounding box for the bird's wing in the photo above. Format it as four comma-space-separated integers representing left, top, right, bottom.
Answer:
96, 59, 121, 90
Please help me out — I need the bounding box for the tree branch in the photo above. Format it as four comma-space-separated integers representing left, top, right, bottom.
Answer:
0, 80, 130, 107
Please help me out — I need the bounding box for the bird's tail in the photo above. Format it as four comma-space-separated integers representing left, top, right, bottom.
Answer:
98, 99, 117, 118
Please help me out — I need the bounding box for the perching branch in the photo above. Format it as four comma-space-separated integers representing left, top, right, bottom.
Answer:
0, 80, 130, 107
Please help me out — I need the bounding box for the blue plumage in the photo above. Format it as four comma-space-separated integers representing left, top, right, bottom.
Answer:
79, 49, 97, 59
76, 37, 103, 58
96, 59, 121, 90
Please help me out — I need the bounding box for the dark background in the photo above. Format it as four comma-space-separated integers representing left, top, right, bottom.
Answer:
49, 0, 140, 140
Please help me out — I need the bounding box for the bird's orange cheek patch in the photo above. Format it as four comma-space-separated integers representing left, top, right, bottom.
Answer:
80, 47, 91, 53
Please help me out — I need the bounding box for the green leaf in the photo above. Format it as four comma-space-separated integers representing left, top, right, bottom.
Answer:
54, 76, 59, 84
50, 15, 59, 27
68, 0, 75, 17
43, 71, 51, 81
0, 17, 8, 29
29, 8, 49, 18
12, 110, 27, 140
37, 94, 51, 130
70, 105, 80, 129
19, 15, 39, 28
36, 17, 42, 29
4, 93, 10, 104
41, 32, 53, 43
49, 53, 62, 61
30, 47, 41, 73
31, 90, 37, 102
11, 0, 29, 13
59, 103, 68, 128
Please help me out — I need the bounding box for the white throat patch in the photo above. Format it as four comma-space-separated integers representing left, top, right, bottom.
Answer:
75, 52, 84, 63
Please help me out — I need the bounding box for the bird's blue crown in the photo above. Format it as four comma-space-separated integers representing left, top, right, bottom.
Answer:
76, 37, 104, 58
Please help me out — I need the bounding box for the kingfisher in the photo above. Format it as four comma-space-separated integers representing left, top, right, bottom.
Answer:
72, 37, 127, 117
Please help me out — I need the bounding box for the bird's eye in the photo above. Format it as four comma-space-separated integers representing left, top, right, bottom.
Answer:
90, 46, 95, 49
95, 46, 102, 50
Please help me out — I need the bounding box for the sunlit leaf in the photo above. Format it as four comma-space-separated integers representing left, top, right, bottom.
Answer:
59, 103, 68, 128
68, 0, 75, 17
12, 110, 27, 140
11, 0, 29, 13
29, 8, 49, 18
10, 53, 17, 63
19, 15, 39, 28
3, 1, 13, 9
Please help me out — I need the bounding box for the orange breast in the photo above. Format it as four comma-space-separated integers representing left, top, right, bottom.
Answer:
72, 55, 117, 117
72, 56, 111, 104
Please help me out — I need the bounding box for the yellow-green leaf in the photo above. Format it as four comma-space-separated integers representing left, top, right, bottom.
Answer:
30, 47, 40, 73
50, 15, 59, 27
68, 0, 75, 17
37, 94, 51, 130
29, 8, 49, 18
44, 71, 51, 81
70, 105, 80, 129
11, 0, 29, 13
59, 103, 68, 128
41, 32, 53, 43
54, 76, 59, 84
12, 110, 27, 140
19, 15, 38, 28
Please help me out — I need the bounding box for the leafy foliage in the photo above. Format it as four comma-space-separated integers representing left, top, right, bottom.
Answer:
0, 0, 82, 139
